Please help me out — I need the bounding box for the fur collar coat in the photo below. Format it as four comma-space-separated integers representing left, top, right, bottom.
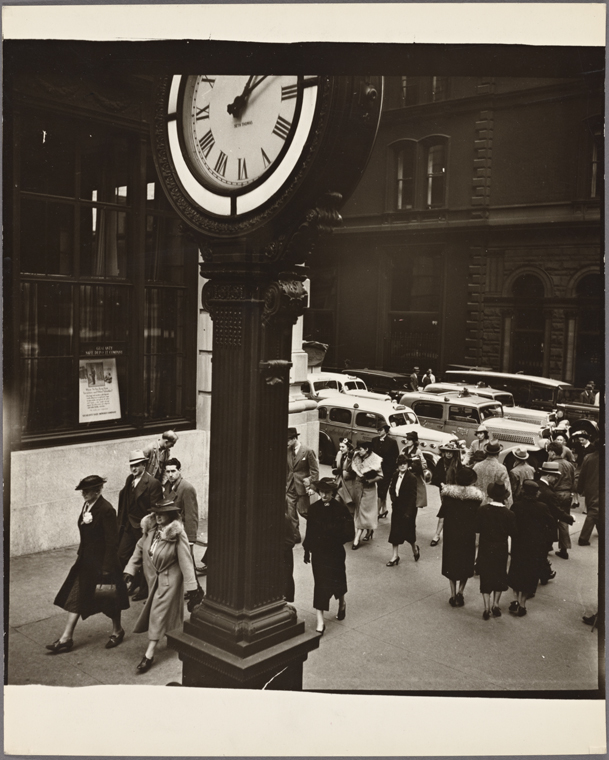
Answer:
441, 485, 484, 501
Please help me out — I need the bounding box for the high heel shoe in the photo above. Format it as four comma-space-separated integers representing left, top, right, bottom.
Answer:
351, 542, 360, 550
363, 530, 374, 541
336, 603, 346, 621
378, 511, 388, 519
316, 625, 326, 636
105, 629, 125, 649
46, 638, 73, 654
136, 655, 154, 673
386, 557, 400, 567
413, 545, 420, 562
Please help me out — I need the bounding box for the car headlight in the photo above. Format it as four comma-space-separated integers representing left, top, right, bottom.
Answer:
429, 443, 436, 449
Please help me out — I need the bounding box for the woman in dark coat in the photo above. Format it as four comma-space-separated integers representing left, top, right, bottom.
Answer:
386, 455, 420, 566
474, 482, 516, 620
303, 478, 355, 634
437, 466, 483, 607
507, 479, 556, 617
47, 475, 130, 653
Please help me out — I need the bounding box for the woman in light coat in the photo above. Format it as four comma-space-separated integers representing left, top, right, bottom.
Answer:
401, 431, 430, 508
350, 440, 383, 547
124, 498, 198, 673
332, 437, 356, 514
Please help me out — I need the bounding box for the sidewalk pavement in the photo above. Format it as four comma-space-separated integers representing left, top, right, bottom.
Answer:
7, 469, 600, 691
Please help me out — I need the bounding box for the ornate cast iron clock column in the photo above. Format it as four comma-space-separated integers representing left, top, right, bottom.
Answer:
153, 74, 383, 688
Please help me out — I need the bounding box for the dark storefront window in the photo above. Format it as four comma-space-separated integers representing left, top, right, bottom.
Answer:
15, 109, 197, 442
511, 275, 545, 376
388, 253, 442, 371
575, 274, 603, 387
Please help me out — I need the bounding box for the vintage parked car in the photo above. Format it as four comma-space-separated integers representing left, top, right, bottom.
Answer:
342, 369, 412, 400
317, 395, 459, 467
398, 390, 548, 467
422, 382, 551, 426
444, 369, 571, 413
554, 387, 600, 424
301, 372, 391, 403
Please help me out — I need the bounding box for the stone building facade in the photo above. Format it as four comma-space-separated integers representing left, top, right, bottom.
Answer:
308, 73, 603, 390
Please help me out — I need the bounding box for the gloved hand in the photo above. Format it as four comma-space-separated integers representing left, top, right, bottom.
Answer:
186, 587, 204, 612
123, 573, 133, 585
304, 552, 310, 564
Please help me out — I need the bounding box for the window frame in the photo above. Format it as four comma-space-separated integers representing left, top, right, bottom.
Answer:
9, 102, 198, 450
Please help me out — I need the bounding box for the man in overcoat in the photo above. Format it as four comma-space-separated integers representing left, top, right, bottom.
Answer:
286, 427, 319, 543
371, 424, 399, 518
473, 440, 513, 508
164, 457, 206, 576
118, 449, 163, 600
537, 460, 575, 560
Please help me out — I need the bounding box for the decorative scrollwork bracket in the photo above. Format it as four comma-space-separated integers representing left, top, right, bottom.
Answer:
262, 279, 308, 326
259, 360, 293, 386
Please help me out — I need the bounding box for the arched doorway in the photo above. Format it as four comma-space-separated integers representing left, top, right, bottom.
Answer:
575, 274, 603, 388
511, 274, 545, 375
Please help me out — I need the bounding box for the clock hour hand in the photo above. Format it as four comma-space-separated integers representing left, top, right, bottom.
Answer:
227, 75, 269, 117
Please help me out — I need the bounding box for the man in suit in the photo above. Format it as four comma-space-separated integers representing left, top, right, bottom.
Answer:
371, 424, 399, 518
163, 457, 206, 576
286, 427, 319, 543
117, 449, 163, 600
143, 430, 179, 484
537, 460, 575, 560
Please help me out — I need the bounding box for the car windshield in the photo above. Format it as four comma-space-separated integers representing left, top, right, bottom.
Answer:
495, 393, 514, 407
480, 403, 504, 420
344, 380, 367, 391
388, 411, 417, 426
313, 380, 340, 392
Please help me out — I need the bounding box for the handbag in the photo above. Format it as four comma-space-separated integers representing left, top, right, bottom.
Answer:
93, 582, 117, 602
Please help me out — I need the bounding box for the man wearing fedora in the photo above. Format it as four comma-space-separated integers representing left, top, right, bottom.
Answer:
117, 450, 163, 600
538, 461, 575, 560
371, 424, 399, 518
508, 448, 535, 501
286, 427, 319, 543
473, 440, 513, 508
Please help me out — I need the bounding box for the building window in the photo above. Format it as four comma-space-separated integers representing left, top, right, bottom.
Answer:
575, 274, 602, 386
399, 76, 420, 106
590, 125, 603, 199
431, 76, 449, 102
389, 136, 449, 212
511, 274, 545, 376
425, 142, 447, 208
396, 141, 416, 209
15, 109, 197, 442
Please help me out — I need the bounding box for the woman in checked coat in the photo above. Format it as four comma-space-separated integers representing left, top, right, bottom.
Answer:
124, 498, 198, 673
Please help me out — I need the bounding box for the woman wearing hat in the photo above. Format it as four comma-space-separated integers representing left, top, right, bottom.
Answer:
386, 455, 420, 566
464, 424, 490, 466
303, 478, 355, 633
123, 498, 198, 672
508, 448, 535, 502
350, 441, 383, 547
401, 431, 430, 509
437, 467, 483, 607
332, 438, 356, 514
507, 480, 556, 617
474, 483, 516, 619
47, 476, 129, 653
429, 441, 463, 546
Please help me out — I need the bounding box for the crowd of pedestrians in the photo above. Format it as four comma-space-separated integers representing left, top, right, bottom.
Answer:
46, 431, 204, 674
297, 417, 601, 630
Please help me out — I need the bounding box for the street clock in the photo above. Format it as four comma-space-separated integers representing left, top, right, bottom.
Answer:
153, 75, 383, 242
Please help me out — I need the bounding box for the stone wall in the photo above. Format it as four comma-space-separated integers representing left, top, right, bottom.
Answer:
10, 429, 209, 557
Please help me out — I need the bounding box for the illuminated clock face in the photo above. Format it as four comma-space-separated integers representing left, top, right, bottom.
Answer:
166, 75, 319, 217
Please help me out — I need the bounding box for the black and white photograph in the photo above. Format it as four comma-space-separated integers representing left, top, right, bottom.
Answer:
2, 3, 606, 756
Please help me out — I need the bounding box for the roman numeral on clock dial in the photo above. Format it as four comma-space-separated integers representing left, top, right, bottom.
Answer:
272, 115, 292, 141
238, 158, 248, 180
214, 151, 228, 177
196, 104, 210, 120
199, 130, 215, 158
281, 84, 298, 100
261, 148, 271, 168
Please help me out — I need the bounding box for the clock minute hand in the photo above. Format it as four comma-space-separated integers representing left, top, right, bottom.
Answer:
227, 76, 269, 117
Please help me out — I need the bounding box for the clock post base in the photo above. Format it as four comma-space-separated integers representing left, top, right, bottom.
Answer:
167, 626, 320, 690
